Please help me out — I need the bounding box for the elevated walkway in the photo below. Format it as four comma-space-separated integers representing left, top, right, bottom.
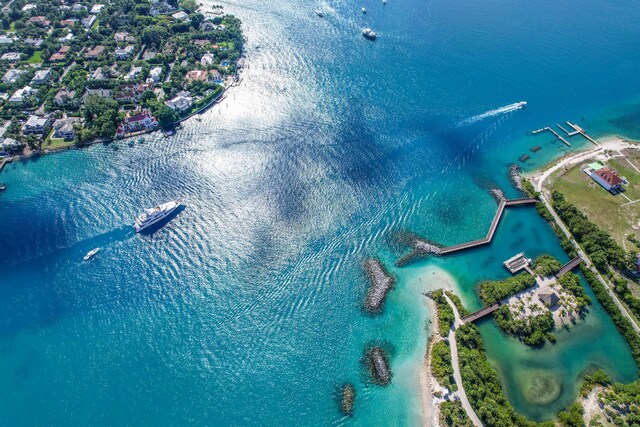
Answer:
461, 302, 501, 324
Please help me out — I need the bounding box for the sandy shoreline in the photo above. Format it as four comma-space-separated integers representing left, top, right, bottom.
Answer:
409, 265, 460, 427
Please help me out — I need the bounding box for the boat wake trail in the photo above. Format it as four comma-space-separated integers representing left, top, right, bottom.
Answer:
458, 101, 526, 126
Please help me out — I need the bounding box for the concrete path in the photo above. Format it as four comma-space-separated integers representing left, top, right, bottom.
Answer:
443, 294, 483, 427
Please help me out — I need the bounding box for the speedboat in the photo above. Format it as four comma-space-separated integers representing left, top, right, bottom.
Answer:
362, 28, 377, 40
84, 248, 100, 261
134, 199, 183, 232
0, 183, 5, 191
315, 9, 324, 17
516, 101, 527, 108
383, 0, 387, 4
361, 6, 367, 13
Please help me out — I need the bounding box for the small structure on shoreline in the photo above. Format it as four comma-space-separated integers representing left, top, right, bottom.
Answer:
363, 346, 392, 386
503, 252, 532, 274
363, 258, 395, 314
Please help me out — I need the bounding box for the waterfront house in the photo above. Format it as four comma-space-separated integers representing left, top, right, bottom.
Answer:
23, 115, 52, 135
1, 137, 22, 151
199, 21, 215, 32
115, 45, 135, 60
31, 69, 52, 85
52, 118, 81, 140
2, 69, 24, 84
149, 67, 163, 83
85, 45, 105, 59
123, 110, 159, 132
9, 86, 34, 104
1, 52, 21, 62
49, 46, 70, 62
82, 15, 97, 29
209, 70, 223, 84
54, 87, 75, 105
165, 90, 193, 113
582, 162, 626, 194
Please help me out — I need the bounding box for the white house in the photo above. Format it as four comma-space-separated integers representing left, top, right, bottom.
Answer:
21, 3, 36, 12
124, 110, 159, 131
1, 137, 22, 151
90, 3, 105, 14
2, 69, 24, 84
165, 90, 193, 112
125, 66, 143, 80
0, 36, 14, 44
53, 118, 81, 140
9, 86, 34, 104
172, 11, 190, 21
201, 52, 215, 66
81, 15, 97, 29
149, 66, 163, 83
115, 45, 135, 60
31, 69, 52, 84
583, 162, 626, 194
1, 52, 21, 62
23, 115, 52, 135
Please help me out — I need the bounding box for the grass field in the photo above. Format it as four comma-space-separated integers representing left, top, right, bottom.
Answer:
43, 137, 76, 150
26, 50, 43, 64
550, 150, 640, 251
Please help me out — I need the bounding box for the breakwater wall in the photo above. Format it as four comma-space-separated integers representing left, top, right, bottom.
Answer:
363, 258, 396, 314
364, 346, 392, 386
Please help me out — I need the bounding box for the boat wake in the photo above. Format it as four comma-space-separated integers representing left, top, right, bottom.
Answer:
458, 102, 526, 126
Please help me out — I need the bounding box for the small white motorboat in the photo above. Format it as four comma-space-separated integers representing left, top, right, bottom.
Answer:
361, 6, 367, 13
84, 248, 100, 261
315, 9, 324, 17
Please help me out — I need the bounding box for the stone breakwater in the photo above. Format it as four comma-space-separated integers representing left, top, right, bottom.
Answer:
364, 346, 392, 386
339, 383, 356, 416
509, 164, 524, 193
363, 258, 396, 314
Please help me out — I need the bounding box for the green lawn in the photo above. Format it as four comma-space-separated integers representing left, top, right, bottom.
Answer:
8, 22, 15, 32
551, 153, 640, 250
26, 50, 44, 64
43, 137, 75, 150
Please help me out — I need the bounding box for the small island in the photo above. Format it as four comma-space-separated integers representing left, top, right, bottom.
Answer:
478, 254, 591, 347
0, 0, 243, 163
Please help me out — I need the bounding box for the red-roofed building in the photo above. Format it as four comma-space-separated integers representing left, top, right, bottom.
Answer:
122, 110, 159, 133
585, 163, 626, 194
28, 16, 50, 27
49, 46, 70, 62
186, 70, 208, 82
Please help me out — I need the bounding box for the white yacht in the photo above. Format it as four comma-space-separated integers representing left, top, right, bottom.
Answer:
362, 28, 377, 40
84, 248, 100, 261
134, 199, 183, 232
361, 6, 367, 13
315, 9, 324, 17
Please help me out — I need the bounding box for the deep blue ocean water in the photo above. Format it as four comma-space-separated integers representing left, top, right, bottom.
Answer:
1, 0, 640, 424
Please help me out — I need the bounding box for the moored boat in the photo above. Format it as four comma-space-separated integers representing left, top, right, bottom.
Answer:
315, 9, 323, 17
84, 248, 100, 261
361, 6, 367, 13
134, 199, 183, 232
0, 183, 5, 191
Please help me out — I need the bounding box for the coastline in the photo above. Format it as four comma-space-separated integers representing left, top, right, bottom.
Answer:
0, 72, 244, 168
405, 265, 460, 427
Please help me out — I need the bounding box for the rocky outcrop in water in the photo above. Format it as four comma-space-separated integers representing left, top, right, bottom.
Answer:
364, 346, 392, 386
339, 383, 355, 416
509, 164, 524, 193
363, 258, 395, 314
490, 188, 506, 203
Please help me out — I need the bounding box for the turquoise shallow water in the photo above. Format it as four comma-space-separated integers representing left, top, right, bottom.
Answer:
1, 0, 640, 424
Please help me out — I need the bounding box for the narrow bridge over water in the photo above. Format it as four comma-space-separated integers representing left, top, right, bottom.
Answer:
461, 302, 502, 324
555, 256, 584, 278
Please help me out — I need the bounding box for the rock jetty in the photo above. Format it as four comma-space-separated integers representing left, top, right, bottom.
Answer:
340, 383, 355, 416
363, 258, 395, 314
364, 346, 392, 386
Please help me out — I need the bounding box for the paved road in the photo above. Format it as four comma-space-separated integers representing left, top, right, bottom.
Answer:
537, 194, 640, 333
443, 294, 483, 427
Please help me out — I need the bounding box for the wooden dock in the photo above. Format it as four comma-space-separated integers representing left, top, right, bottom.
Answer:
555, 256, 584, 278
437, 197, 536, 255
531, 126, 571, 146
557, 123, 580, 137
461, 302, 502, 324
566, 122, 600, 146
